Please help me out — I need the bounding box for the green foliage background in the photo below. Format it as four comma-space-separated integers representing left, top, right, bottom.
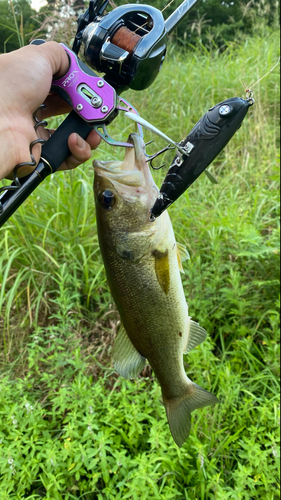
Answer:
0, 0, 279, 52
0, 1, 280, 498
0, 0, 36, 52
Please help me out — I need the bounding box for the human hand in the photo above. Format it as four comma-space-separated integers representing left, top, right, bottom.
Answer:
0, 41, 101, 181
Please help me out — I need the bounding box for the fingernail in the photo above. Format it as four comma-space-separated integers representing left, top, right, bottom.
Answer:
76, 133, 86, 149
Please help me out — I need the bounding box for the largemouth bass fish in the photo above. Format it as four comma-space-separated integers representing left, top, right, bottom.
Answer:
93, 133, 218, 447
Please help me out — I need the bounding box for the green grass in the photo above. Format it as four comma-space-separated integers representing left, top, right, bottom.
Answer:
0, 30, 280, 499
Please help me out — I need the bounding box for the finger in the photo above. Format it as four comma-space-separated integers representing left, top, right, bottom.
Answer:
68, 131, 101, 156
36, 127, 101, 150
57, 133, 92, 171
57, 130, 101, 171
33, 41, 70, 79
85, 129, 102, 150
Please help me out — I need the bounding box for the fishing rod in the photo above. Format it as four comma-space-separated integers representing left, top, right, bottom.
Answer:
0, 0, 200, 227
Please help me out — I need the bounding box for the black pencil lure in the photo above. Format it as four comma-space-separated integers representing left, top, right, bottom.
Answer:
149, 96, 254, 220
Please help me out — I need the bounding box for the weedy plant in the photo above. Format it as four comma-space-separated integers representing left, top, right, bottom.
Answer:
0, 29, 280, 499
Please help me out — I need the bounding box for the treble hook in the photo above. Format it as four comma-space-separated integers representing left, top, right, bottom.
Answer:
146, 144, 175, 170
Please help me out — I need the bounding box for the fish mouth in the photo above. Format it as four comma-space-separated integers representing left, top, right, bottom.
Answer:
93, 133, 151, 188
121, 133, 146, 172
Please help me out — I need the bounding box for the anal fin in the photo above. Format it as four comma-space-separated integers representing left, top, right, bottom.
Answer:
113, 326, 146, 379
184, 320, 207, 353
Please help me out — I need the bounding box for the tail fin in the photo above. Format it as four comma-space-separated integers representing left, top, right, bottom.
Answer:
163, 382, 219, 447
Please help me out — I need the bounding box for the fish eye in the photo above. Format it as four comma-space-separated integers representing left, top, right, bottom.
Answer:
99, 189, 116, 209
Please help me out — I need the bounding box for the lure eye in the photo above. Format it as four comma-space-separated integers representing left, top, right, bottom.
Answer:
99, 189, 116, 209
219, 104, 233, 116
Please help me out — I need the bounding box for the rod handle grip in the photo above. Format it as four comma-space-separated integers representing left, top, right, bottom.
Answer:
41, 110, 94, 172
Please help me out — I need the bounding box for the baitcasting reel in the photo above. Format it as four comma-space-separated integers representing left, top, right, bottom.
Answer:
76, 2, 167, 92
72, 0, 198, 92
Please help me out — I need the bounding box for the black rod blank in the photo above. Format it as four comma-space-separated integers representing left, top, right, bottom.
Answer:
164, 0, 199, 36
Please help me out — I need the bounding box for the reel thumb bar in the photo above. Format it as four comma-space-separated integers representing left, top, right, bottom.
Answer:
0, 111, 93, 227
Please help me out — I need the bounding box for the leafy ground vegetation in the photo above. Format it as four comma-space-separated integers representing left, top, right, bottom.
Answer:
0, 29, 280, 499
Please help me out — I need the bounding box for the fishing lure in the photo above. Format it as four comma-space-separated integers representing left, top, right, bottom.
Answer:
149, 95, 255, 220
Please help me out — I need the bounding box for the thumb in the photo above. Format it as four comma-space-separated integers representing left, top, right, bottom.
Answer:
31, 41, 70, 78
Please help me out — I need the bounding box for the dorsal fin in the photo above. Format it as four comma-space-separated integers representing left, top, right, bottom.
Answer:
176, 242, 190, 273
113, 326, 146, 379
184, 320, 207, 353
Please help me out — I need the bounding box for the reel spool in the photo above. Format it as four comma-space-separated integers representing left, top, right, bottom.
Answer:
81, 4, 167, 92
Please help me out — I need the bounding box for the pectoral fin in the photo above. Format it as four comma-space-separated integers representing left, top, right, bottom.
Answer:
184, 320, 207, 353
113, 326, 146, 379
176, 242, 190, 273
